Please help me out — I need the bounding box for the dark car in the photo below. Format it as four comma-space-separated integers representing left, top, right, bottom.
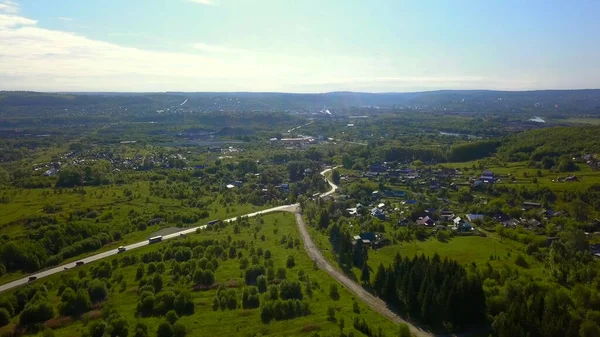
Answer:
28, 276, 37, 282
75, 261, 84, 266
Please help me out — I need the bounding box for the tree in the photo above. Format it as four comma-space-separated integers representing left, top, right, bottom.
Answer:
134, 322, 149, 337
88, 279, 108, 303
286, 255, 296, 268
329, 284, 340, 300
166, 310, 179, 325
327, 306, 336, 321
332, 170, 341, 185
156, 322, 173, 337
152, 274, 163, 293
172, 323, 186, 337
398, 324, 411, 337
257, 275, 268, 293
542, 156, 555, 169
88, 320, 107, 337
0, 308, 10, 327
107, 313, 129, 337
361, 262, 371, 285
580, 320, 600, 337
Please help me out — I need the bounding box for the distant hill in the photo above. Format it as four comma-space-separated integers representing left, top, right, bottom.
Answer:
1, 89, 600, 114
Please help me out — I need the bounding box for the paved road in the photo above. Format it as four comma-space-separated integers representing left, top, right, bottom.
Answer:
0, 170, 332, 294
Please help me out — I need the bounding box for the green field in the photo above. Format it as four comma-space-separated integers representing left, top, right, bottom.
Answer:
558, 118, 600, 125
1, 212, 401, 337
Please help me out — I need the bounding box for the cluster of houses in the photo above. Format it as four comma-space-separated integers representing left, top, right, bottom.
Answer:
351, 232, 389, 249
397, 211, 480, 233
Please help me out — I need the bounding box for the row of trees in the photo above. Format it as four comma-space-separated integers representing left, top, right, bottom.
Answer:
371, 253, 486, 330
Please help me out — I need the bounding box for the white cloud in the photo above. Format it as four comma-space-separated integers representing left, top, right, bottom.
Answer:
0, 0, 18, 14
57, 17, 73, 21
0, 0, 550, 92
185, 0, 215, 6
190, 42, 247, 54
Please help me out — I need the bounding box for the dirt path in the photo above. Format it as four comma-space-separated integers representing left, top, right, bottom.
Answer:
294, 213, 436, 337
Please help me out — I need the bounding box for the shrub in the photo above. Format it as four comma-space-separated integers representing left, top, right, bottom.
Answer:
172, 323, 186, 337
166, 310, 179, 325
515, 254, 529, 268
156, 322, 172, 337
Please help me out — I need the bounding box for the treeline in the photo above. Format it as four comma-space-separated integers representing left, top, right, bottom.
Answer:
447, 140, 501, 162
371, 254, 486, 330
499, 126, 600, 162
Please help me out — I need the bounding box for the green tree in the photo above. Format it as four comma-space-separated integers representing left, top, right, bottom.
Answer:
0, 308, 10, 327
361, 262, 371, 285
398, 324, 411, 337
286, 255, 296, 268
166, 310, 179, 325
156, 322, 173, 337
172, 323, 186, 337
331, 170, 341, 185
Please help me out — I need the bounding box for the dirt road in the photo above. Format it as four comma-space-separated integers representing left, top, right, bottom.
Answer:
294, 213, 436, 337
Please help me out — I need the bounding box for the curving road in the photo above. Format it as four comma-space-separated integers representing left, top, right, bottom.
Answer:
1, 165, 438, 336
0, 169, 333, 294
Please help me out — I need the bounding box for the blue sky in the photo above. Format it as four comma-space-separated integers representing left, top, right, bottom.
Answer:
0, 0, 599, 92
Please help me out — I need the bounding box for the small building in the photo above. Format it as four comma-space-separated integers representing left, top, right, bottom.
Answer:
458, 222, 474, 232
369, 163, 387, 172
440, 210, 455, 220
417, 216, 435, 227
480, 171, 495, 183
398, 218, 410, 227
467, 214, 484, 222
371, 207, 385, 219
522, 201, 542, 209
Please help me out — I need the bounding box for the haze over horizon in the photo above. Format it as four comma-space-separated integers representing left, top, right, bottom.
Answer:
1, 0, 599, 93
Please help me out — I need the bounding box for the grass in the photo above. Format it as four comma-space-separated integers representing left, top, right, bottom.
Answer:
308, 218, 547, 285
0, 181, 272, 284
2, 212, 401, 337
558, 118, 600, 126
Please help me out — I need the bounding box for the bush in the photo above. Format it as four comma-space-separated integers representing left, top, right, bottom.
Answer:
192, 270, 214, 286
156, 322, 172, 337
515, 254, 529, 268
279, 280, 303, 300
398, 323, 411, 337
241, 287, 260, 309
88, 320, 107, 337
134, 322, 149, 337
327, 306, 336, 322
20, 300, 55, 326
172, 323, 186, 337
166, 310, 179, 325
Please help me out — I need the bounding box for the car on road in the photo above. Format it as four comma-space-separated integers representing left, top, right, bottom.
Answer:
28, 276, 37, 282
118, 246, 126, 253
75, 261, 84, 266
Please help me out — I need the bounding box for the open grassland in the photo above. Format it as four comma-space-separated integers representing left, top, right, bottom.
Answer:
0, 181, 270, 284
557, 118, 600, 125
309, 223, 546, 285
1, 213, 400, 337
